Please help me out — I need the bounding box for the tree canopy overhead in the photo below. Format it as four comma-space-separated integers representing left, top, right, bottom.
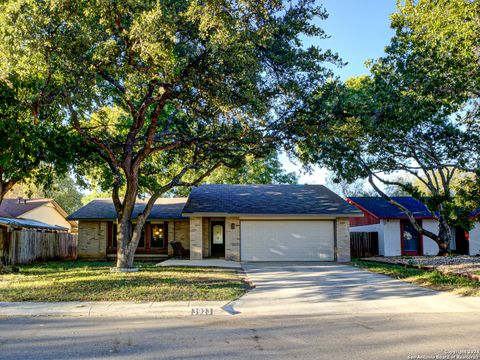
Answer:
0, 0, 340, 268
0, 75, 80, 205
0, 46, 83, 273
290, 0, 480, 255
6, 174, 83, 214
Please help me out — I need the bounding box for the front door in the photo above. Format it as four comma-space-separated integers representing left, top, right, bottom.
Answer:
211, 221, 225, 257
401, 220, 422, 256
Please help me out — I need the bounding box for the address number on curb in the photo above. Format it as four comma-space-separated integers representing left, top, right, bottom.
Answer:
191, 308, 213, 315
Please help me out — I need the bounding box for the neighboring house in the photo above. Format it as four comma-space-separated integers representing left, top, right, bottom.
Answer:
68, 184, 363, 262
0, 198, 76, 232
347, 197, 480, 256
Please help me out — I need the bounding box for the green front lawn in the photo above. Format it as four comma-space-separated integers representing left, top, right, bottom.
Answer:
353, 259, 480, 297
0, 261, 249, 302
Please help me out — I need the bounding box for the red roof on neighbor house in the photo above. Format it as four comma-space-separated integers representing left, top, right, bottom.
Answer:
0, 198, 52, 218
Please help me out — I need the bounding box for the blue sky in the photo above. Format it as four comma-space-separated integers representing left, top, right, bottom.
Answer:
282, 0, 398, 183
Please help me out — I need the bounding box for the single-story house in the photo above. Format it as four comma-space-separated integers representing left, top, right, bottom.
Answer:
68, 184, 364, 262
0, 198, 76, 265
347, 197, 480, 256
0, 198, 76, 232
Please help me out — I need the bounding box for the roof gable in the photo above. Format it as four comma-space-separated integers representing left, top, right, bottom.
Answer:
182, 184, 363, 216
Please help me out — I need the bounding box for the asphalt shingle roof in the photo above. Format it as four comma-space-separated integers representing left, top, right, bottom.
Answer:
182, 184, 363, 216
67, 198, 188, 220
0, 199, 51, 218
348, 197, 434, 219
0, 217, 69, 231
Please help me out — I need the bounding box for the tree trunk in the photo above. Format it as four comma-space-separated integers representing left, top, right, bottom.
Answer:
115, 216, 149, 269
112, 169, 141, 269
114, 176, 140, 269
114, 177, 151, 269
0, 231, 7, 273
0, 257, 7, 274
116, 219, 135, 268
436, 217, 451, 256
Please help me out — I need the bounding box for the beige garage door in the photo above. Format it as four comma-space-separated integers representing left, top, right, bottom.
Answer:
240, 220, 334, 261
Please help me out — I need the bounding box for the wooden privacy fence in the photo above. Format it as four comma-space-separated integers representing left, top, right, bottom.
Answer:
0, 228, 78, 265
350, 232, 379, 258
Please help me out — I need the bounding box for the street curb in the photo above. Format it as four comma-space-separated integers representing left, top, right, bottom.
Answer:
0, 301, 232, 318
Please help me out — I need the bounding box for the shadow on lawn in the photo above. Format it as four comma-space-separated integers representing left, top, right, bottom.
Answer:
11, 260, 223, 276
1, 260, 247, 302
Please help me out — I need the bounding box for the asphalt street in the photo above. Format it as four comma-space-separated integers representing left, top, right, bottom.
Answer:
1, 312, 480, 360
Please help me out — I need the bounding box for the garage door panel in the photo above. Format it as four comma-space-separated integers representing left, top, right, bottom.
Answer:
241, 221, 334, 261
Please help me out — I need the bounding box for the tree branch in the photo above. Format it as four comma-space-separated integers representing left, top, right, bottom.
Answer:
357, 156, 441, 241
133, 107, 178, 166
366, 173, 441, 241
67, 99, 122, 170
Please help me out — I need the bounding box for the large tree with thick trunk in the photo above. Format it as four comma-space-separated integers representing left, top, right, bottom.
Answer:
289, 0, 480, 255
294, 79, 478, 255
1, 0, 340, 268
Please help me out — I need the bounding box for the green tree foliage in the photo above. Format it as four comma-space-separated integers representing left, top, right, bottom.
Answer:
6, 175, 83, 214
80, 186, 116, 206
209, 152, 298, 186
0, 0, 339, 268
82, 150, 297, 198
291, 0, 479, 255
324, 172, 376, 198
0, 69, 82, 273
0, 80, 78, 204
170, 150, 298, 196
324, 171, 413, 198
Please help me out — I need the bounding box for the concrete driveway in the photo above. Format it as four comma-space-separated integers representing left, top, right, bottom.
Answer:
228, 262, 480, 316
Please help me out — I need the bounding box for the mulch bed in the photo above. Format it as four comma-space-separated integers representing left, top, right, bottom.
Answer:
360, 256, 480, 282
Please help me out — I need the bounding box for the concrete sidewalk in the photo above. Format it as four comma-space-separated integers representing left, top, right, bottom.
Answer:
0, 301, 230, 317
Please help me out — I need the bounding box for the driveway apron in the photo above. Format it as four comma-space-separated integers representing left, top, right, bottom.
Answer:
228, 262, 480, 316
